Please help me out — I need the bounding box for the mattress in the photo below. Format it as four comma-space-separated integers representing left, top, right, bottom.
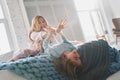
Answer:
0, 70, 26, 80
107, 71, 120, 80
0, 70, 120, 80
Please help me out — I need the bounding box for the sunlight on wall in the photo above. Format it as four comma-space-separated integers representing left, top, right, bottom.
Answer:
73, 0, 105, 42
0, 4, 11, 55
0, 5, 4, 19
74, 0, 98, 10
0, 23, 11, 55
78, 12, 96, 42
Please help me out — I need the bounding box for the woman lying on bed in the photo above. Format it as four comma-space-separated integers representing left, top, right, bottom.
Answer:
44, 23, 120, 80
45, 30, 120, 80
0, 21, 120, 80
52, 38, 120, 80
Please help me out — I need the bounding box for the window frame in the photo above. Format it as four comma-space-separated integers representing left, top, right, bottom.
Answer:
0, 0, 14, 55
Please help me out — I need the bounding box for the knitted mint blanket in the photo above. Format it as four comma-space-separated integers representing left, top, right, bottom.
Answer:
0, 55, 70, 80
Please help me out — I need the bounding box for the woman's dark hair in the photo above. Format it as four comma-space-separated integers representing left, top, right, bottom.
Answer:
51, 53, 83, 79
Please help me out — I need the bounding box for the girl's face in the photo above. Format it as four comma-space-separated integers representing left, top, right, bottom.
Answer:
63, 50, 81, 65
38, 17, 48, 31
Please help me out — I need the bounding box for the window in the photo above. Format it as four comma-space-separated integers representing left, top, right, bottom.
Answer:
0, 1, 11, 55
73, 0, 105, 42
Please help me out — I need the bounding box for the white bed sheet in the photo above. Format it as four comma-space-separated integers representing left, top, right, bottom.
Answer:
0, 69, 120, 80
107, 71, 120, 80
0, 70, 26, 80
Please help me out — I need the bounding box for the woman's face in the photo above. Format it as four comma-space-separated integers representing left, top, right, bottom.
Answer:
63, 50, 81, 65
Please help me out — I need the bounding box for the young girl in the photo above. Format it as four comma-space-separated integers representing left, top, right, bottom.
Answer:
42, 19, 67, 53
10, 16, 56, 61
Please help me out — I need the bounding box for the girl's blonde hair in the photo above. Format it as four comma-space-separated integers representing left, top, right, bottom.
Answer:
29, 16, 48, 42
28, 16, 48, 52
31, 15, 48, 32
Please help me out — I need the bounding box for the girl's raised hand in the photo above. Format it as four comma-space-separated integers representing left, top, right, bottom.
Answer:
56, 19, 67, 33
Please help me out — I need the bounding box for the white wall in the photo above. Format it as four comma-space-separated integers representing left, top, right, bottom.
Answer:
109, 0, 120, 18
98, 0, 115, 43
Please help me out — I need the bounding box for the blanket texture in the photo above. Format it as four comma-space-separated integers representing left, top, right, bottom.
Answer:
77, 39, 110, 80
0, 55, 70, 80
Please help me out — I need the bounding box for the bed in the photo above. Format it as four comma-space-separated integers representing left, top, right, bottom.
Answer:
0, 70, 26, 80
0, 70, 120, 80
0, 51, 120, 80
